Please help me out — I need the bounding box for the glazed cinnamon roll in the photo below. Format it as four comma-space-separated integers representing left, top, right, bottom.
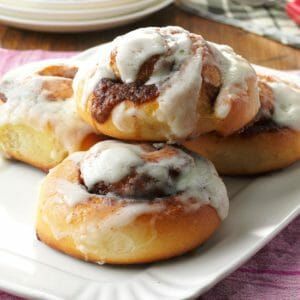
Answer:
182, 71, 300, 175
74, 26, 259, 141
0, 60, 103, 171
36, 141, 229, 264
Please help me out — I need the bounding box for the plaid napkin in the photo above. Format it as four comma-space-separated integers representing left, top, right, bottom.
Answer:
176, 0, 300, 47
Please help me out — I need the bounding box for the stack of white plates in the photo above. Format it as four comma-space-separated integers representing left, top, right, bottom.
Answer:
0, 0, 173, 32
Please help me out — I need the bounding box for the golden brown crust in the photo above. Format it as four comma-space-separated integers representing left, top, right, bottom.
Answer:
38, 65, 78, 79
182, 72, 300, 175
36, 156, 221, 264
0, 63, 104, 171
76, 31, 259, 141
194, 76, 259, 137
0, 124, 67, 171
37, 203, 220, 264
0, 124, 103, 172
77, 75, 259, 141
42, 78, 73, 101
78, 94, 166, 141
182, 128, 300, 175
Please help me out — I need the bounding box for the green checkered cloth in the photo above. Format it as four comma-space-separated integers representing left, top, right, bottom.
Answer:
176, 0, 300, 48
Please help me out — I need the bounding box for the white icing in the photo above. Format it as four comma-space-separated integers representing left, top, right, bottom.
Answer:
67, 151, 85, 164
73, 43, 115, 110
0, 60, 94, 153
73, 27, 257, 139
77, 140, 229, 219
51, 178, 165, 227
54, 179, 93, 207
114, 28, 166, 83
254, 68, 300, 130
253, 64, 300, 86
136, 153, 192, 195
155, 50, 203, 138
148, 28, 192, 84
269, 82, 300, 130
207, 42, 259, 119
120, 27, 204, 139
81, 146, 143, 189
44, 199, 162, 257
100, 202, 164, 230
74, 27, 205, 139
44, 141, 229, 256
176, 157, 229, 220
111, 103, 142, 133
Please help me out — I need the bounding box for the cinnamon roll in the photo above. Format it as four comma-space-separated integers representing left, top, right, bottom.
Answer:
74, 26, 259, 141
0, 60, 103, 171
36, 141, 229, 264
182, 71, 300, 175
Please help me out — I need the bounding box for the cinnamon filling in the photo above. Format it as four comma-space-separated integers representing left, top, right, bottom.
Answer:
0, 92, 7, 104
257, 81, 275, 118
201, 64, 221, 109
42, 79, 73, 101
136, 55, 160, 84
237, 80, 280, 136
203, 81, 221, 109
82, 144, 189, 199
238, 119, 282, 137
90, 169, 179, 199
38, 65, 77, 101
91, 78, 159, 123
111, 52, 160, 84
38, 65, 78, 79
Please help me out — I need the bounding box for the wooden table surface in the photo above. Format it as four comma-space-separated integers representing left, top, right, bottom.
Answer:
0, 4, 299, 70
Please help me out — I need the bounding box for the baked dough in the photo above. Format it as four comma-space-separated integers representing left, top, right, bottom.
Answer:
74, 26, 259, 141
0, 61, 102, 171
36, 141, 229, 264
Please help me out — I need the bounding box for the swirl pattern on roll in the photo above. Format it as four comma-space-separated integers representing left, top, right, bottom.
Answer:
64, 141, 229, 220
74, 26, 260, 141
0, 61, 95, 153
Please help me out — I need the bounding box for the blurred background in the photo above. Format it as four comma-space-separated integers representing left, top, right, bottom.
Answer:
0, 0, 299, 69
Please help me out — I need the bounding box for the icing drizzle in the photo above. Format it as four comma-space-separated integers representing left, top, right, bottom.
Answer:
0, 60, 94, 153
73, 26, 257, 139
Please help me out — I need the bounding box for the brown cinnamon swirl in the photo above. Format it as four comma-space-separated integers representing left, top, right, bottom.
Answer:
73, 26, 259, 141
36, 140, 229, 264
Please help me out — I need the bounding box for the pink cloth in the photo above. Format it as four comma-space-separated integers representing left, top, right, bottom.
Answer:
0, 48, 299, 300
0, 48, 76, 76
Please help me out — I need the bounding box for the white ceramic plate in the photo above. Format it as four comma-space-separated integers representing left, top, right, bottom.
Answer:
1, 150, 299, 299
0, 0, 173, 32
0, 0, 159, 21
0, 0, 141, 10
0, 50, 299, 299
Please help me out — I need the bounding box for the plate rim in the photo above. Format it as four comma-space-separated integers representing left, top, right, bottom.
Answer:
0, 200, 298, 300
0, 0, 158, 18
193, 210, 299, 297
0, 0, 173, 27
